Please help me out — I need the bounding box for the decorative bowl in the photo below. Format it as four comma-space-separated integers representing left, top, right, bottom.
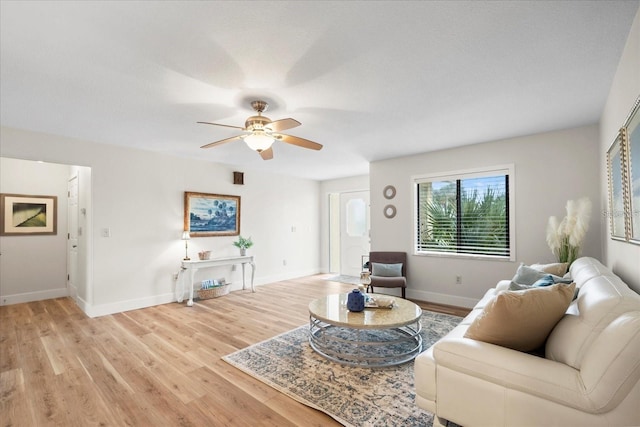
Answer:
375, 296, 394, 308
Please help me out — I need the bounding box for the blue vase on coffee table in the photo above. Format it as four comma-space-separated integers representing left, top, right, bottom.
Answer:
347, 289, 365, 312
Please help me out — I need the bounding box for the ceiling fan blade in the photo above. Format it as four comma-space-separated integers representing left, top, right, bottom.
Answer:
197, 121, 245, 130
277, 134, 323, 150
268, 118, 301, 132
259, 147, 274, 160
200, 135, 242, 149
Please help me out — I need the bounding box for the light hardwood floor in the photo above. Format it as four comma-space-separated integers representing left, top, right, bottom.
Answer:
0, 274, 470, 426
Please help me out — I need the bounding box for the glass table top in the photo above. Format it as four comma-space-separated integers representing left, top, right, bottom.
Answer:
308, 293, 422, 329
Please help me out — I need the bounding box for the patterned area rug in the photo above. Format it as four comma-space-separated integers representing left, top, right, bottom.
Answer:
223, 310, 462, 426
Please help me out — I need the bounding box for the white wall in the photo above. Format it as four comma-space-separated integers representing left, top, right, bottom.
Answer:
319, 175, 369, 273
370, 125, 602, 307
1, 126, 321, 316
69, 165, 93, 304
600, 8, 640, 293
0, 158, 70, 303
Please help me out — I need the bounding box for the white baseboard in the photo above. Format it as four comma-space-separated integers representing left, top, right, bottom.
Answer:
83, 268, 322, 317
408, 289, 478, 309
252, 268, 321, 287
0, 270, 476, 316
83, 292, 176, 318
0, 288, 69, 306
75, 294, 91, 314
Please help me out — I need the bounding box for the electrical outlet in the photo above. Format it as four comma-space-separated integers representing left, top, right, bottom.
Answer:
456, 275, 462, 284
283, 259, 287, 266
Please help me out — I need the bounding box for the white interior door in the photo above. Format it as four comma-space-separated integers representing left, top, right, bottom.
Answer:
339, 191, 370, 277
67, 174, 79, 301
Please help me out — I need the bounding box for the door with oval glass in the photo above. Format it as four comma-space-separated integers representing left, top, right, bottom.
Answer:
340, 190, 370, 277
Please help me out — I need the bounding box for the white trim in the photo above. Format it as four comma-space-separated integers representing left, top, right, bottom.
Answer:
0, 287, 69, 306
82, 267, 321, 317
407, 288, 478, 309
412, 163, 515, 183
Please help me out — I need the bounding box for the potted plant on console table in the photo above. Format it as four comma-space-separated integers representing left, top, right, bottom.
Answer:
233, 236, 253, 256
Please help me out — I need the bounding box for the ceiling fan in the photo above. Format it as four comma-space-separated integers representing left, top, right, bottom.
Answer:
198, 100, 323, 160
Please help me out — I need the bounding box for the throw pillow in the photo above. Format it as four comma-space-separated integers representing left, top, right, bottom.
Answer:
531, 274, 556, 287
464, 283, 575, 352
507, 282, 531, 291
371, 262, 403, 277
508, 275, 554, 290
511, 263, 548, 285
508, 279, 579, 300
511, 264, 568, 285
530, 262, 569, 277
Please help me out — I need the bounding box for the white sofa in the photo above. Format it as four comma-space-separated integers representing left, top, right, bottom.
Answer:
414, 257, 640, 427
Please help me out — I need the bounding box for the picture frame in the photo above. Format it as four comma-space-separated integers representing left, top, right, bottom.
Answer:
184, 192, 240, 237
623, 96, 640, 244
0, 193, 58, 236
606, 129, 629, 241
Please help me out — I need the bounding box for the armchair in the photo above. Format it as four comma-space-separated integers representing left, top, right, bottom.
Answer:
367, 251, 407, 298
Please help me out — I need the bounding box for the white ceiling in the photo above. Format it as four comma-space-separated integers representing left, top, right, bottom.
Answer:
1, 1, 638, 181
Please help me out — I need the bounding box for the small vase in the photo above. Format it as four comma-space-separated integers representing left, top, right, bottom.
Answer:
347, 289, 365, 312
240, 248, 247, 256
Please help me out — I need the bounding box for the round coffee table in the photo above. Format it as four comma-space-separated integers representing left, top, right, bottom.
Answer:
308, 293, 423, 367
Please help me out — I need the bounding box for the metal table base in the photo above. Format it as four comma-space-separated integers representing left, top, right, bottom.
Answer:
309, 315, 422, 368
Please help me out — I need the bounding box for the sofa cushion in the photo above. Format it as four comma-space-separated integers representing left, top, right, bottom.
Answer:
371, 262, 403, 277
579, 311, 640, 413
464, 283, 575, 352
569, 257, 616, 286
545, 273, 640, 369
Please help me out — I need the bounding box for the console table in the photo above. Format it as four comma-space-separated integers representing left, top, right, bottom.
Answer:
181, 255, 255, 306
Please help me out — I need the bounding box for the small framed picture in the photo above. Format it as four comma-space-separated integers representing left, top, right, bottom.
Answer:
0, 193, 58, 236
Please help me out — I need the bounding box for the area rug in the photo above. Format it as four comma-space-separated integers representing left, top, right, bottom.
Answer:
325, 275, 362, 285
222, 310, 462, 427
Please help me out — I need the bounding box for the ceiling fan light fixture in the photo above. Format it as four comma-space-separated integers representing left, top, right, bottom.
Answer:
244, 131, 274, 151
199, 99, 321, 159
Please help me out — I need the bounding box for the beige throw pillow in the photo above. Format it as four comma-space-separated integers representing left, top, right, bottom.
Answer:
530, 262, 569, 277
464, 283, 575, 352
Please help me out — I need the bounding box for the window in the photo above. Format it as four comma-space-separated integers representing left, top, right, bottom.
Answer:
414, 166, 514, 259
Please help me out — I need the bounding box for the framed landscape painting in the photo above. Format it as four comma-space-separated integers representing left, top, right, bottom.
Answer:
184, 192, 240, 237
0, 193, 58, 236
623, 96, 640, 244
607, 130, 628, 241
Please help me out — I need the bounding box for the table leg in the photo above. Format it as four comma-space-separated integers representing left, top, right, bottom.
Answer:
187, 268, 196, 307
240, 262, 256, 292
249, 261, 256, 292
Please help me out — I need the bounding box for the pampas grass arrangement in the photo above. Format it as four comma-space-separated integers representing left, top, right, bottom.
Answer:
546, 197, 592, 265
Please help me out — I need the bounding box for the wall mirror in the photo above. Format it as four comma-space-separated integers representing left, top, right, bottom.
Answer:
383, 204, 397, 219
383, 185, 396, 200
